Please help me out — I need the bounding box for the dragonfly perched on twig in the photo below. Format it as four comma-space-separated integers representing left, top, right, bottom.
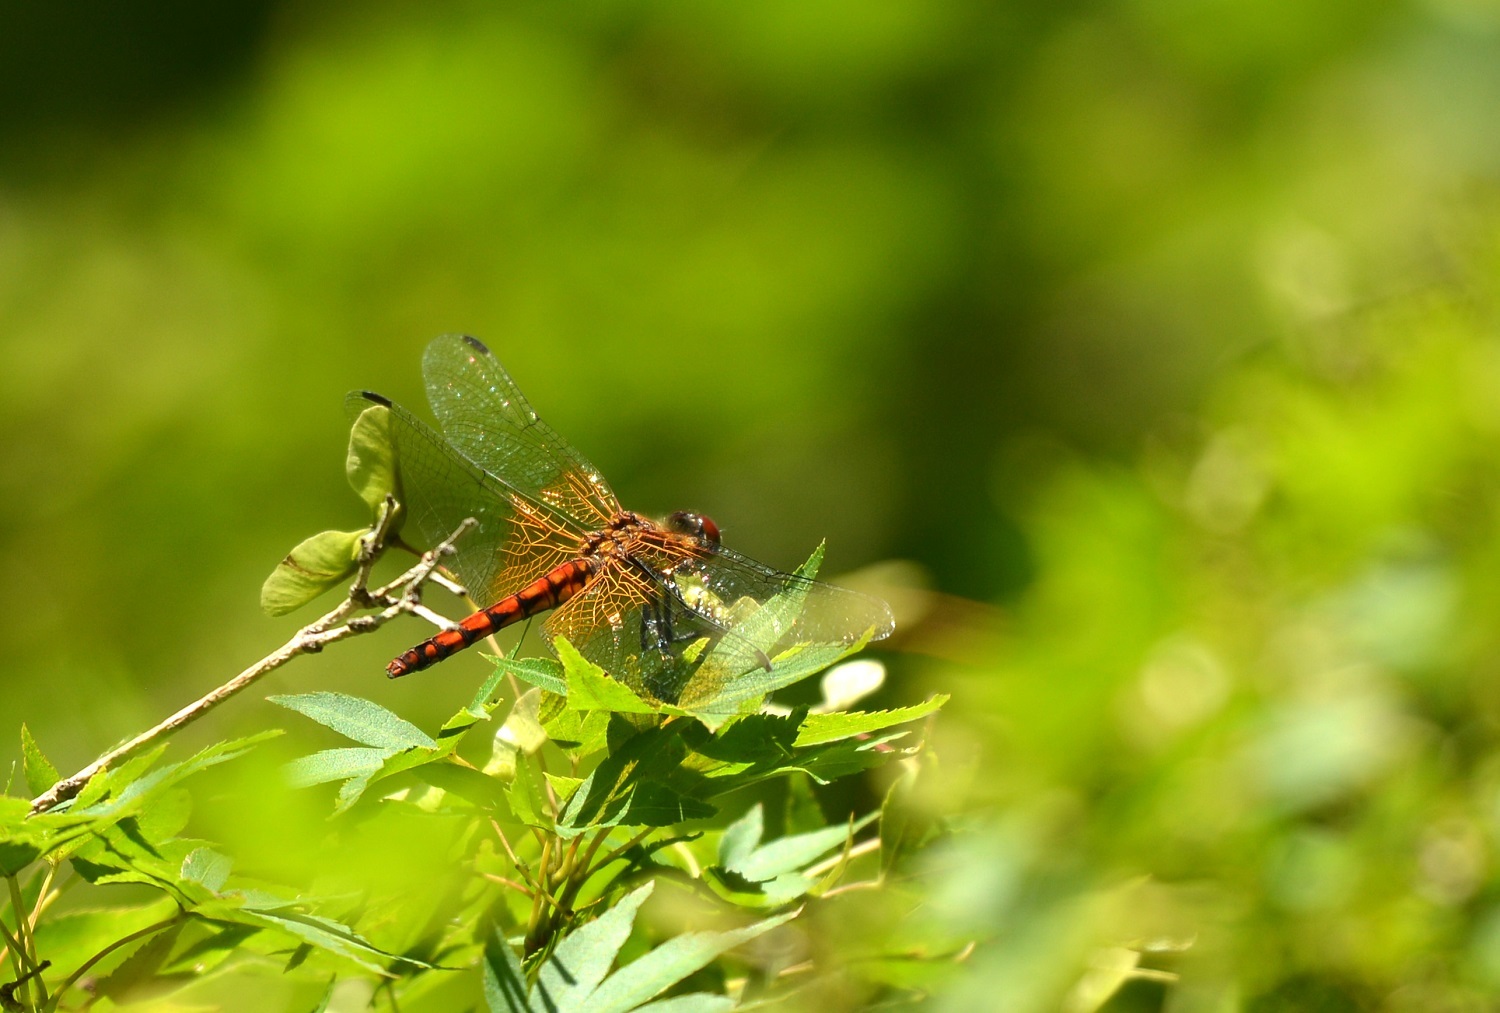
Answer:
352, 335, 893, 704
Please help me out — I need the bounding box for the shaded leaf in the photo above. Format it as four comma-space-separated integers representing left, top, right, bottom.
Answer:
533, 882, 654, 1011
180, 847, 233, 894
584, 910, 798, 1013
284, 747, 395, 789
484, 925, 532, 1013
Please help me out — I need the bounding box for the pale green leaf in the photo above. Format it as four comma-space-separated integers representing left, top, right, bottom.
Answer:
20, 723, 58, 797
260, 529, 365, 617
792, 695, 949, 748
269, 692, 436, 750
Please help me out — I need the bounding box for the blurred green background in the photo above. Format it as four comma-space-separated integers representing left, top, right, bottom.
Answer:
6, 0, 1500, 1007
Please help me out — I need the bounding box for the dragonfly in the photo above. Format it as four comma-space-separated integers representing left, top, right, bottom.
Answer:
352, 335, 893, 704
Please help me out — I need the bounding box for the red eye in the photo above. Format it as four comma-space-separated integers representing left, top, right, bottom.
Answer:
698, 515, 721, 546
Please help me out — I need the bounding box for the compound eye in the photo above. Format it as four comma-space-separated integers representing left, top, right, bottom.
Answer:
667, 511, 721, 547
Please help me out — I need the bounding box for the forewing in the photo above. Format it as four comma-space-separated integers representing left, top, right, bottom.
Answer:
348, 392, 583, 605
422, 335, 620, 531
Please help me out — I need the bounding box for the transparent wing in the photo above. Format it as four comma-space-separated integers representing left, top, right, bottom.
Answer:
422, 335, 620, 531
543, 559, 732, 705
347, 392, 585, 605
544, 537, 894, 704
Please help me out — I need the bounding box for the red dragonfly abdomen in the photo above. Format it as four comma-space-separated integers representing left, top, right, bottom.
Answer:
387, 558, 597, 678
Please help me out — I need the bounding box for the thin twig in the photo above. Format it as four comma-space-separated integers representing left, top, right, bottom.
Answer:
50, 913, 183, 1005
581, 827, 652, 881
29, 517, 477, 815
480, 873, 535, 899
804, 837, 881, 878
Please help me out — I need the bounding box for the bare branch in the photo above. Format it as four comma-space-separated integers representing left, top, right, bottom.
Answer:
29, 517, 478, 815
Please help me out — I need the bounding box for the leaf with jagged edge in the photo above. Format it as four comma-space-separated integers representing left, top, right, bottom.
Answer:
792, 695, 949, 748
20, 724, 58, 797
270, 692, 435, 750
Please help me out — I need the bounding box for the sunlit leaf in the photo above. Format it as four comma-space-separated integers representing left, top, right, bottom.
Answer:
792, 695, 948, 748
259, 529, 366, 617
346, 402, 400, 517
270, 692, 435, 750
20, 724, 59, 798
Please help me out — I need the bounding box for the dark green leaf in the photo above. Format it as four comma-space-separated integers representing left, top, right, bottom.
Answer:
260, 529, 365, 617
269, 692, 436, 750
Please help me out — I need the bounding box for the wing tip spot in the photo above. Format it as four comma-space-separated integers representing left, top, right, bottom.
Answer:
461, 335, 492, 356
359, 390, 392, 407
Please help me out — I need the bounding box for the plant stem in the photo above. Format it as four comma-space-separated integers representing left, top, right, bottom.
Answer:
29, 514, 476, 814
6, 875, 41, 1009
49, 913, 183, 1009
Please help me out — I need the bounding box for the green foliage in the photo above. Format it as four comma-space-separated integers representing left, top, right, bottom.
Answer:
1, 400, 926, 1010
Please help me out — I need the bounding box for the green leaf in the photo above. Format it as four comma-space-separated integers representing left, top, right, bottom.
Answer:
729, 813, 877, 882
181, 847, 233, 893
533, 883, 654, 1011
540, 695, 611, 758
631, 996, 736, 1013
558, 639, 656, 714
792, 695, 949, 748
92, 918, 186, 1005
583, 910, 798, 1013
505, 755, 550, 830
284, 747, 396, 788
20, 724, 58, 797
260, 528, 366, 617
490, 655, 567, 696
346, 403, 400, 515
269, 692, 436, 750
484, 925, 533, 1013
717, 805, 764, 870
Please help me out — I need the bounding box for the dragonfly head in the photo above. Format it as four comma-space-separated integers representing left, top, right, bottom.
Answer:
666, 510, 721, 549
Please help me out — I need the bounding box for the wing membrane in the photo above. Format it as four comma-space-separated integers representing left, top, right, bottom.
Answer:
348, 392, 584, 605
422, 335, 620, 531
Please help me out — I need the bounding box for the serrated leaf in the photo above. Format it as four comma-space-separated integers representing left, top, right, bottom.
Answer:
792, 695, 948, 748
20, 724, 58, 797
346, 403, 400, 515
491, 655, 567, 696
181, 847, 233, 893
260, 529, 366, 616
558, 639, 656, 714
717, 805, 764, 870
505, 756, 549, 830
544, 773, 584, 807
284, 747, 395, 789
92, 918, 185, 1004
583, 910, 798, 1013
533, 883, 654, 1011
484, 925, 532, 1013
270, 692, 435, 750
729, 813, 877, 882
498, 689, 548, 756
